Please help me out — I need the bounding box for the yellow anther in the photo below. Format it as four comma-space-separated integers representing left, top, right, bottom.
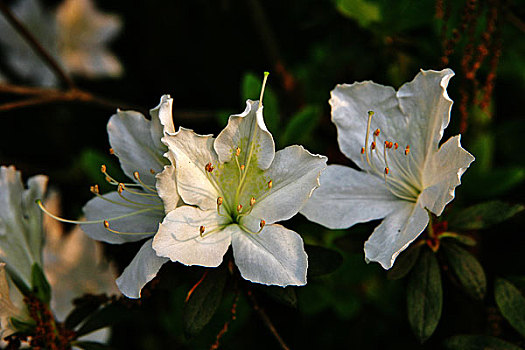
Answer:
199, 226, 206, 236
374, 128, 380, 137
405, 145, 410, 155
90, 184, 99, 194
250, 197, 256, 206
371, 141, 376, 150
268, 180, 273, 189
394, 142, 399, 150
205, 162, 214, 173
240, 165, 245, 171
101, 164, 107, 173
361, 147, 365, 154
235, 147, 241, 157
105, 176, 112, 183
385, 167, 389, 175
150, 169, 156, 175
109, 148, 114, 155
237, 204, 243, 212
217, 197, 223, 206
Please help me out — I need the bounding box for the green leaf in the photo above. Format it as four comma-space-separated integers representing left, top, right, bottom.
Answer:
387, 243, 422, 280
305, 245, 344, 277
258, 285, 297, 308
495, 278, 525, 338
449, 201, 524, 230
75, 303, 128, 337
444, 335, 523, 350
73, 341, 114, 350
9, 317, 36, 334
183, 267, 227, 337
65, 297, 105, 330
31, 263, 51, 304
440, 233, 477, 246
280, 105, 321, 146
407, 249, 442, 343
241, 72, 279, 133
335, 0, 381, 27
463, 167, 525, 199
442, 243, 486, 300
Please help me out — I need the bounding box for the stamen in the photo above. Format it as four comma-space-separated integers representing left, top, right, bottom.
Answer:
239, 221, 265, 235
385, 167, 389, 175
237, 204, 243, 213
250, 197, 256, 206
217, 197, 223, 206
394, 142, 399, 150
118, 183, 124, 193
109, 148, 114, 155
150, 169, 156, 175
371, 141, 376, 150
216, 197, 228, 217
240, 165, 245, 171
268, 180, 273, 189
205, 162, 214, 173
260, 220, 265, 229
361, 147, 365, 154
235, 147, 241, 157
104, 220, 155, 236
199, 225, 206, 237
374, 128, 380, 137
134, 171, 157, 193
198, 225, 225, 238
90, 184, 100, 194
405, 145, 410, 155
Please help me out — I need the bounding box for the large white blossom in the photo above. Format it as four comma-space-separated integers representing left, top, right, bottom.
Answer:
301, 69, 475, 269
78, 95, 176, 298
0, 0, 122, 86
152, 95, 327, 287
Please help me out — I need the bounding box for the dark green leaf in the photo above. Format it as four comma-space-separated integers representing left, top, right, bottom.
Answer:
407, 249, 442, 343
305, 245, 343, 277
258, 285, 297, 308
183, 267, 227, 337
31, 263, 51, 304
442, 243, 486, 300
444, 335, 523, 350
73, 341, 114, 350
449, 201, 524, 230
335, 0, 381, 27
241, 72, 279, 133
9, 317, 35, 334
495, 278, 525, 338
440, 233, 477, 246
280, 105, 321, 146
65, 298, 105, 330
387, 243, 422, 280
76, 303, 128, 337
462, 167, 525, 199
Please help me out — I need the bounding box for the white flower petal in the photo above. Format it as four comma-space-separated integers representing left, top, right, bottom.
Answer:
301, 164, 404, 229
0, 263, 23, 339
214, 100, 275, 170
162, 128, 219, 210
152, 206, 231, 267
232, 224, 307, 286
421, 135, 475, 216
149, 95, 175, 150
248, 145, 327, 226
156, 164, 179, 213
364, 200, 429, 269
82, 191, 163, 244
107, 110, 167, 188
115, 238, 168, 299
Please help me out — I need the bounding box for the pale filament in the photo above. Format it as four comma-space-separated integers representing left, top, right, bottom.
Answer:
104, 220, 156, 236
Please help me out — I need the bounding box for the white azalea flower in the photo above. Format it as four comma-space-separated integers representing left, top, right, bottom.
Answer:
301, 69, 475, 269
0, 165, 48, 288
0, 0, 122, 86
152, 77, 327, 287
76, 95, 175, 298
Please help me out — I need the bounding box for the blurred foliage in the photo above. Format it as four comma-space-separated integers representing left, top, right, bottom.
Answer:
1, 0, 524, 348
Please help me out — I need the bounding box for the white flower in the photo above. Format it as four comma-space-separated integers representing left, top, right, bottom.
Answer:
0, 165, 48, 288
301, 69, 475, 269
152, 91, 327, 286
77, 95, 176, 298
0, 0, 122, 86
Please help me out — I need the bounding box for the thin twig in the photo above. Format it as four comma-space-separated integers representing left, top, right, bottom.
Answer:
246, 290, 290, 350
0, 0, 76, 89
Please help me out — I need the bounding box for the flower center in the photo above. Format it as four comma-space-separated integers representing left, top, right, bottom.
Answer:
360, 111, 421, 202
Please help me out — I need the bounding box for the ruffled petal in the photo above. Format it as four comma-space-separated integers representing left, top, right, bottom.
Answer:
246, 145, 326, 227
107, 109, 167, 188
82, 191, 163, 244
232, 224, 307, 286
420, 135, 475, 216
364, 200, 429, 269
214, 100, 275, 170
115, 238, 168, 299
301, 164, 403, 229
162, 127, 219, 210
149, 95, 175, 150
155, 164, 179, 213
152, 206, 231, 267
